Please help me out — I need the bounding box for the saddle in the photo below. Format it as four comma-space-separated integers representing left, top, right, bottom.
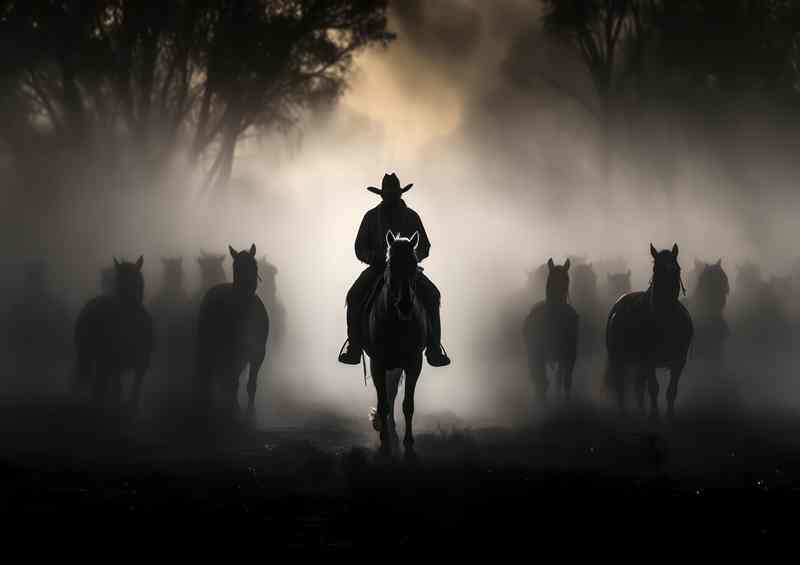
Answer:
357, 266, 425, 325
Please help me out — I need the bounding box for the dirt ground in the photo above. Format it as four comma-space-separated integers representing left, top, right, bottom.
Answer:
1, 388, 799, 550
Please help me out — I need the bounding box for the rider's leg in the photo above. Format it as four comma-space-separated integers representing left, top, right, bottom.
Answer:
339, 266, 380, 364
417, 274, 451, 367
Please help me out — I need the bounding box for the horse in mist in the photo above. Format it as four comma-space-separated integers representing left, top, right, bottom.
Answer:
74, 256, 153, 416
523, 258, 578, 400
688, 260, 729, 364
605, 244, 693, 419
197, 251, 227, 295
257, 255, 287, 356
729, 262, 790, 353
150, 257, 193, 412
6, 261, 71, 390
571, 261, 603, 358
363, 231, 427, 457
195, 244, 269, 424
606, 271, 632, 305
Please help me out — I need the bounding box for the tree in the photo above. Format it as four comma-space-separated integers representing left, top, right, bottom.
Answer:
541, 0, 660, 120
0, 0, 394, 193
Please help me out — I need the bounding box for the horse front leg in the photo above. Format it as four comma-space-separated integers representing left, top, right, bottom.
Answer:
402, 358, 422, 459
529, 352, 548, 401
609, 358, 626, 413
246, 350, 265, 424
644, 366, 658, 420
386, 369, 401, 451
635, 366, 647, 413
667, 360, 685, 419
371, 364, 390, 456
130, 363, 147, 418
560, 357, 576, 400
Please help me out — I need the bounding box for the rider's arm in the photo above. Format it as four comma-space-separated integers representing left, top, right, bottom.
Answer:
354, 212, 374, 265
413, 212, 431, 262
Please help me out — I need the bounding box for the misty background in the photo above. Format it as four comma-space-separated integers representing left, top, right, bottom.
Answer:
3, 0, 800, 430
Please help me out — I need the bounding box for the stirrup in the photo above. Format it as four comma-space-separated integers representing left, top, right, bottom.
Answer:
426, 343, 451, 367
338, 339, 362, 365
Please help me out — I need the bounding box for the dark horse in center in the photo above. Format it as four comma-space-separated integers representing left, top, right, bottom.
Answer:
195, 244, 269, 424
523, 258, 578, 400
606, 244, 693, 418
363, 230, 427, 457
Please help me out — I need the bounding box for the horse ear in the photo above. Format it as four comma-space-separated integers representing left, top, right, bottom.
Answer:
672, 243, 679, 257
113, 257, 120, 268
249, 244, 256, 257
547, 258, 555, 270
564, 258, 571, 271
229, 245, 237, 259
409, 231, 420, 250
650, 243, 657, 259
386, 230, 396, 247
136, 256, 144, 270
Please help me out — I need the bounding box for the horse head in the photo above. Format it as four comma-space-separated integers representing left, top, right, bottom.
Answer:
161, 257, 185, 292
197, 251, 227, 288
546, 258, 571, 305
229, 244, 259, 297
649, 243, 683, 307
696, 259, 729, 312
385, 230, 420, 321
607, 270, 632, 300
113, 255, 145, 304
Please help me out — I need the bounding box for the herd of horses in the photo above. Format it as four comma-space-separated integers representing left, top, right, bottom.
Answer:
1, 234, 796, 457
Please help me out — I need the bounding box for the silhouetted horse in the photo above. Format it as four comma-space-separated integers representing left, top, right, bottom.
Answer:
257, 255, 287, 355
363, 231, 427, 456
689, 260, 729, 363
606, 271, 632, 305
195, 244, 269, 423
197, 252, 227, 295
606, 244, 693, 418
74, 256, 153, 415
6, 261, 71, 389
523, 258, 578, 399
150, 257, 193, 409
571, 261, 602, 358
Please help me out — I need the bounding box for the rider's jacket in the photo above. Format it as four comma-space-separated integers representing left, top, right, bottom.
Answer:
355, 200, 431, 267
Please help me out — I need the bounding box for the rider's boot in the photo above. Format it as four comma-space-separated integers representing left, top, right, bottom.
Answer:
425, 306, 451, 367
339, 301, 363, 364
338, 338, 362, 365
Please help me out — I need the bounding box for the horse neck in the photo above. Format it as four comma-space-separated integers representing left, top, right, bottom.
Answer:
648, 276, 678, 311
545, 282, 567, 306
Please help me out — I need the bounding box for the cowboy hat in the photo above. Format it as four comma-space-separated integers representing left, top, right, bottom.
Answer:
367, 173, 413, 197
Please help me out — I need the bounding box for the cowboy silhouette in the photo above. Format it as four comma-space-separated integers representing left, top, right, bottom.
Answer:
338, 173, 451, 367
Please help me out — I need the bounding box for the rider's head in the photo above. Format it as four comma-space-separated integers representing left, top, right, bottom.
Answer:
367, 173, 412, 207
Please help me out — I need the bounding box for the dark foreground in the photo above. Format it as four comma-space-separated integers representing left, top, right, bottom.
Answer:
1, 396, 799, 549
